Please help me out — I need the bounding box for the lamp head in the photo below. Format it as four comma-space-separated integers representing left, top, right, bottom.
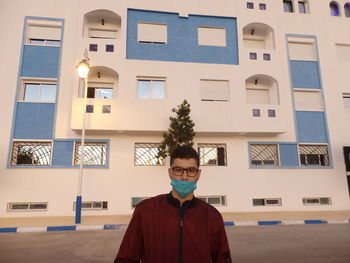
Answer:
76, 59, 90, 79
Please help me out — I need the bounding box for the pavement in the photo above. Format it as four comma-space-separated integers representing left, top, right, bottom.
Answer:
1, 210, 350, 233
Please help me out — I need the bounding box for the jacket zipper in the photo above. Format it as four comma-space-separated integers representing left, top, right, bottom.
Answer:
179, 205, 185, 263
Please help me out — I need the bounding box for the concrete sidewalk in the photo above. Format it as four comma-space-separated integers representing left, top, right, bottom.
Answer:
1, 210, 350, 228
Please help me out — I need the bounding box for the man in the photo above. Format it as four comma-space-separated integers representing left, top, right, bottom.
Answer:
115, 145, 232, 263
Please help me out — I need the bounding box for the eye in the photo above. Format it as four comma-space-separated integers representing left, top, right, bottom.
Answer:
187, 168, 198, 174
173, 167, 184, 173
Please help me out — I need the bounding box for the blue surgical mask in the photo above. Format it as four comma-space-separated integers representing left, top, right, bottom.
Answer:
171, 179, 197, 199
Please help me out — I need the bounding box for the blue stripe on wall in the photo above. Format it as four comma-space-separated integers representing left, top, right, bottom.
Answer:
279, 144, 299, 166
290, 60, 321, 89
296, 111, 328, 143
127, 9, 238, 64
13, 103, 55, 139
21, 45, 60, 78
52, 141, 74, 167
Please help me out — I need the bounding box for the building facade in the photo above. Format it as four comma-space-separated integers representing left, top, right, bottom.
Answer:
1, 0, 350, 218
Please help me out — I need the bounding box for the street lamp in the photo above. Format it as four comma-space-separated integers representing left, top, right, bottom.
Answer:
75, 57, 90, 224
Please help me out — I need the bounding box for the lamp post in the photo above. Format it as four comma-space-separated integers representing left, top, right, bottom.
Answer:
75, 57, 90, 224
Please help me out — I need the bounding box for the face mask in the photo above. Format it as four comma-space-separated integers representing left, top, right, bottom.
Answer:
171, 179, 197, 199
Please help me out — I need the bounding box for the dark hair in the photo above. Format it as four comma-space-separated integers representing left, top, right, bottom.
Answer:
170, 145, 200, 167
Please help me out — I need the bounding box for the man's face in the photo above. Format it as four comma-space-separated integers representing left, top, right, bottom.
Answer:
168, 158, 201, 182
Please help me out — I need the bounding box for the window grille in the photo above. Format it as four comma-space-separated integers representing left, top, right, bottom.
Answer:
74, 142, 107, 166
299, 144, 330, 166
303, 197, 331, 205
250, 144, 279, 166
134, 143, 164, 166
8, 202, 48, 212
73, 201, 108, 211
198, 144, 227, 166
197, 196, 226, 206
11, 141, 52, 166
253, 198, 282, 206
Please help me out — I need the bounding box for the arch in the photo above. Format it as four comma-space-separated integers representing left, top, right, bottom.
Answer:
245, 75, 279, 105
81, 66, 119, 99
330, 1, 341, 16
345, 3, 350, 17
83, 9, 121, 39
242, 23, 275, 50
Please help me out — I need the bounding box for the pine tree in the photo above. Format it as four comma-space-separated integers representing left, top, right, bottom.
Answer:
157, 100, 196, 160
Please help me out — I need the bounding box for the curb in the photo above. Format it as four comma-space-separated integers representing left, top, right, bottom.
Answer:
1, 219, 350, 233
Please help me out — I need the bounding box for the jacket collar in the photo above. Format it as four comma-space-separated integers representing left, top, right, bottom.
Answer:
166, 191, 196, 209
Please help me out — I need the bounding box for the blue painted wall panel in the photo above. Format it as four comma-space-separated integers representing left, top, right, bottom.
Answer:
21, 45, 60, 78
13, 103, 55, 139
279, 144, 299, 166
127, 9, 238, 64
296, 111, 328, 143
290, 61, 321, 89
52, 141, 74, 167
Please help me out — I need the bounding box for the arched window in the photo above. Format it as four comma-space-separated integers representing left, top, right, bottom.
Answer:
83, 10, 121, 39
345, 3, 350, 17
245, 75, 279, 105
243, 23, 275, 50
298, 0, 310, 14
330, 1, 341, 16
80, 66, 119, 99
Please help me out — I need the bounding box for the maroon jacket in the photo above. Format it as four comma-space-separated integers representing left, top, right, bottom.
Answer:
115, 193, 232, 263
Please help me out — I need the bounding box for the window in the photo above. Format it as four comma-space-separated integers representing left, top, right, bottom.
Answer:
74, 142, 107, 166
249, 52, 257, 60
345, 3, 350, 17
197, 196, 227, 206
330, 1, 340, 16
198, 144, 227, 166
247, 2, 254, 9
134, 143, 164, 166
303, 197, 331, 205
294, 90, 324, 111
106, 44, 114, 52
89, 28, 118, 39
250, 144, 279, 166
138, 22, 167, 44
298, 1, 309, 14
11, 141, 52, 166
132, 197, 149, 208
198, 26, 226, 47
200, 80, 229, 102
252, 108, 261, 117
253, 198, 282, 206
87, 82, 113, 99
268, 109, 276, 117
21, 81, 57, 102
299, 144, 330, 166
263, 53, 271, 61
89, 44, 98, 52
287, 38, 317, 61
73, 201, 108, 211
102, 105, 111, 113
7, 202, 48, 212
86, 104, 94, 113
26, 19, 62, 46
343, 94, 350, 108
137, 78, 165, 99
283, 0, 294, 12
259, 3, 267, 10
